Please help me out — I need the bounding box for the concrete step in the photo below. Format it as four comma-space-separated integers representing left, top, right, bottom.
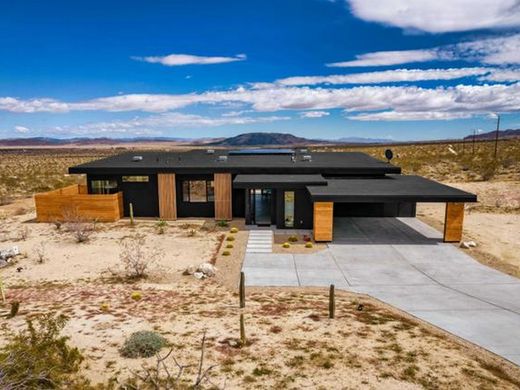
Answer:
246, 249, 272, 253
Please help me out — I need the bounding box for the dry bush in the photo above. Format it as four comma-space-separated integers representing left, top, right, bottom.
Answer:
63, 207, 95, 243
18, 226, 30, 241
116, 234, 162, 279
34, 242, 47, 264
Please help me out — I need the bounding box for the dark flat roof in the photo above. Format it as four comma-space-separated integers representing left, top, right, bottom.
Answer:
234, 174, 327, 188
68, 150, 401, 175
307, 175, 477, 203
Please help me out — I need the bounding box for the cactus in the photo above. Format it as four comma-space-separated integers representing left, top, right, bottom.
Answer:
329, 284, 335, 319
129, 203, 135, 225
239, 271, 245, 308
0, 276, 5, 304
240, 313, 246, 346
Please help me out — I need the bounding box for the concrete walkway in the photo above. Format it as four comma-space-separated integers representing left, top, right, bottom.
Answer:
242, 217, 520, 366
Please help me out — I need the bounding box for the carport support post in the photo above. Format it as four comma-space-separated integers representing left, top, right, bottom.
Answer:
443, 202, 465, 242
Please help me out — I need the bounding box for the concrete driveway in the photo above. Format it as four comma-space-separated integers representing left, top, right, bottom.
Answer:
242, 217, 520, 366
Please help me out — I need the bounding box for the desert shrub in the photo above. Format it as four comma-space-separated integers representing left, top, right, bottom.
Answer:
222, 251, 231, 256
186, 228, 197, 237
288, 235, 298, 242
0, 313, 85, 388
34, 242, 47, 264
9, 301, 20, 318
120, 331, 167, 358
305, 242, 313, 248
18, 226, 30, 241
230, 227, 238, 233
63, 208, 94, 243
226, 236, 235, 242
117, 234, 162, 279
226, 244, 234, 249
155, 219, 167, 234
282, 242, 290, 248
131, 291, 142, 301
100, 303, 110, 312
217, 220, 229, 227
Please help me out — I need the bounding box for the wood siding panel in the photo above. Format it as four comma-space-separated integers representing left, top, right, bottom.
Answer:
34, 184, 123, 222
444, 202, 465, 242
214, 173, 232, 220
158, 173, 177, 220
314, 202, 334, 242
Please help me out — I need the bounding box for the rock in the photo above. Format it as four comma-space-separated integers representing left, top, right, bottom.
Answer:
183, 265, 197, 275
0, 246, 20, 261
460, 241, 471, 249
198, 262, 217, 277
467, 241, 477, 248
0, 259, 7, 268
227, 339, 239, 348
193, 272, 205, 280
448, 146, 458, 155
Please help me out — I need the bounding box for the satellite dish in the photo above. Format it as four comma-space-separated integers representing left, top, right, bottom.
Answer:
384, 149, 393, 163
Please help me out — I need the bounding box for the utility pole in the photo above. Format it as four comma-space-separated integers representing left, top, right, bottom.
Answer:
494, 113, 500, 159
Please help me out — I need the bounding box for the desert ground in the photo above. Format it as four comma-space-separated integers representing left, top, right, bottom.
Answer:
1, 140, 520, 388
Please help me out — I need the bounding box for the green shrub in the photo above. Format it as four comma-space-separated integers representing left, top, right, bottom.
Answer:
156, 219, 168, 234
226, 236, 235, 242
226, 244, 234, 249
230, 227, 238, 233
288, 235, 298, 242
120, 331, 167, 358
131, 291, 142, 301
0, 313, 85, 388
217, 220, 229, 227
222, 250, 231, 256
305, 242, 313, 248
282, 242, 291, 248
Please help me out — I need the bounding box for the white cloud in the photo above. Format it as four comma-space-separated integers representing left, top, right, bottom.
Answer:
2, 82, 520, 122
347, 0, 520, 33
132, 53, 246, 66
300, 111, 330, 118
479, 68, 520, 82
327, 50, 442, 67
348, 111, 473, 121
327, 34, 520, 67
275, 68, 491, 86
53, 113, 291, 135
14, 125, 29, 133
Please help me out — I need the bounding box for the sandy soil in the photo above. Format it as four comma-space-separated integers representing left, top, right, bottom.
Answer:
1, 198, 520, 388
417, 181, 520, 277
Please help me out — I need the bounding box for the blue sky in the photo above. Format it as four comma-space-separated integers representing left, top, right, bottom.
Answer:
1, 0, 519, 141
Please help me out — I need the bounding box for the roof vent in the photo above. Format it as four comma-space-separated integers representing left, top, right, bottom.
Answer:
206, 149, 215, 154
132, 155, 143, 162
217, 155, 228, 162
300, 148, 308, 153
302, 155, 312, 162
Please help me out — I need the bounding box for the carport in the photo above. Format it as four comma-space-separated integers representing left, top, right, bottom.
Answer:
307, 175, 477, 242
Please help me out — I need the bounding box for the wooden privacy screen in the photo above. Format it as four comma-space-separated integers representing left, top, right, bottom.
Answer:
314, 202, 334, 241
158, 173, 177, 220
214, 173, 232, 220
35, 184, 123, 222
443, 202, 465, 242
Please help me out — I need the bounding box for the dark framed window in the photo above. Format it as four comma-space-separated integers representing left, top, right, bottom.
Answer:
182, 180, 215, 202
91, 179, 118, 194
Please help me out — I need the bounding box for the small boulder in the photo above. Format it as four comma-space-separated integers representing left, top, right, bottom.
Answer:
0, 259, 8, 268
183, 264, 197, 275
198, 262, 217, 277
193, 271, 205, 280
467, 241, 477, 248
460, 241, 470, 249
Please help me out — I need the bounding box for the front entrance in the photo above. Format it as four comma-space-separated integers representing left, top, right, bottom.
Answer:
247, 189, 273, 226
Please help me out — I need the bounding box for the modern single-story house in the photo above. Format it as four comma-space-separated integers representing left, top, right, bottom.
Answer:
34, 148, 477, 242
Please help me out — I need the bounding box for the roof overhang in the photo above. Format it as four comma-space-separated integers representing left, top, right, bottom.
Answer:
233, 174, 327, 189
306, 175, 477, 203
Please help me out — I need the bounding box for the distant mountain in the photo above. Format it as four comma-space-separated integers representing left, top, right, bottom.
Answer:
0, 136, 192, 146
335, 136, 393, 144
463, 129, 520, 141
209, 132, 328, 146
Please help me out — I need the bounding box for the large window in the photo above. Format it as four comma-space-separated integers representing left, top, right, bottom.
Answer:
182, 180, 214, 203
91, 179, 118, 194
284, 191, 295, 228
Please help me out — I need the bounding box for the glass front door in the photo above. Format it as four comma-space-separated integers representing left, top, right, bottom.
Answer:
247, 188, 272, 226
